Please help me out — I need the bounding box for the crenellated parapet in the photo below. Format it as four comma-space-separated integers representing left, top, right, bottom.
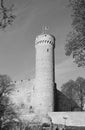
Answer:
12, 79, 31, 85
35, 34, 55, 47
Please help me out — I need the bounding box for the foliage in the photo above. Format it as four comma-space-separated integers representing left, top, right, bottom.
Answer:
75, 77, 85, 110
0, 74, 19, 129
0, 0, 16, 30
65, 0, 85, 67
0, 74, 30, 130
61, 77, 85, 111
61, 80, 76, 100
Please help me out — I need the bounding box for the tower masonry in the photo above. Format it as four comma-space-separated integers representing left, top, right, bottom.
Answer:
34, 33, 56, 114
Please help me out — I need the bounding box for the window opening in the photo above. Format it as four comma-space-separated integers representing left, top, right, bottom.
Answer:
47, 49, 49, 52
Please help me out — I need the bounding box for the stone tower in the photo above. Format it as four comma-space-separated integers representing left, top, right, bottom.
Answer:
34, 32, 56, 114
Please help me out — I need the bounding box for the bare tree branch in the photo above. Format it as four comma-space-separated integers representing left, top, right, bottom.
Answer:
0, 0, 16, 30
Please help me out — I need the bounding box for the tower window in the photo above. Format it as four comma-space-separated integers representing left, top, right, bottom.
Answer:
47, 49, 49, 52
29, 106, 33, 113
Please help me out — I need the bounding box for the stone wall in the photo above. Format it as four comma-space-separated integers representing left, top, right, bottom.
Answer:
35, 34, 55, 113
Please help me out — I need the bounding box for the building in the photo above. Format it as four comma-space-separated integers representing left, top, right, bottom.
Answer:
34, 33, 56, 114
9, 32, 80, 123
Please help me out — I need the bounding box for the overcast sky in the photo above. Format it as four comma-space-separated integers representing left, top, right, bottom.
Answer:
0, 0, 85, 90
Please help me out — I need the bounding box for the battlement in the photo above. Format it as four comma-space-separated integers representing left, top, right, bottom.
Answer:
35, 34, 55, 47
35, 40, 54, 46
11, 79, 33, 85
11, 79, 31, 85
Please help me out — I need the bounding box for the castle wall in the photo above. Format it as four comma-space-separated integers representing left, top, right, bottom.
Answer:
9, 79, 35, 115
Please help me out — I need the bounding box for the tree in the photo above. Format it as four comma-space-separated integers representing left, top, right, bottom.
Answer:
61, 80, 76, 100
0, 74, 18, 129
61, 77, 85, 111
0, 75, 28, 130
75, 77, 85, 111
65, 0, 85, 67
0, 0, 16, 30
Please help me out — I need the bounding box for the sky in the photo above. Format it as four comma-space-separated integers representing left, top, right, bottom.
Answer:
0, 0, 85, 90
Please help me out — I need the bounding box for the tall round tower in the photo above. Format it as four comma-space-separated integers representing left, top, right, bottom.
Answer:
34, 32, 56, 114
